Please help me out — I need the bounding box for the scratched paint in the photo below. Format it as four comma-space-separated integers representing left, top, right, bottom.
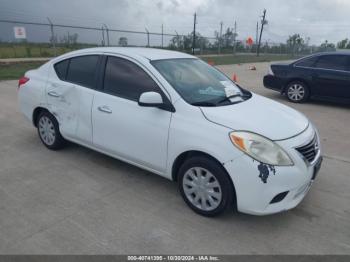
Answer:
257, 162, 276, 183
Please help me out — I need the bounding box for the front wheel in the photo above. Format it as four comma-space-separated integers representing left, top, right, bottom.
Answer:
286, 81, 309, 103
178, 156, 235, 217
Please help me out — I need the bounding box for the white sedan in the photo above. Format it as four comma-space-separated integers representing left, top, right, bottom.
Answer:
18, 47, 322, 216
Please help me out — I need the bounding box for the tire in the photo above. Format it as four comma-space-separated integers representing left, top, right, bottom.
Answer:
178, 156, 235, 217
37, 111, 66, 150
285, 81, 310, 103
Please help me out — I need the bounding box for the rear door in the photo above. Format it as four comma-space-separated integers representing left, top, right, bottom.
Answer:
313, 55, 350, 99
47, 55, 100, 142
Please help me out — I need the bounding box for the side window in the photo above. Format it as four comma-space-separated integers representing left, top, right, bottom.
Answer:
295, 56, 318, 67
54, 59, 69, 80
315, 55, 348, 71
66, 55, 99, 88
103, 56, 163, 101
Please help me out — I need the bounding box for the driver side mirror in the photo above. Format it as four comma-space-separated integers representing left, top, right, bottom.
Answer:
138, 92, 163, 107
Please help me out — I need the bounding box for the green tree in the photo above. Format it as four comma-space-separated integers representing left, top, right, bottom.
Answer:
319, 40, 335, 51
59, 33, 79, 47
169, 32, 209, 51
70, 33, 78, 46
287, 34, 304, 55
169, 35, 183, 49
222, 27, 237, 48
213, 27, 238, 50
337, 38, 349, 49
118, 37, 128, 47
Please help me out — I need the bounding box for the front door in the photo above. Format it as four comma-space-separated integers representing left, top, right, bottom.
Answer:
92, 56, 172, 173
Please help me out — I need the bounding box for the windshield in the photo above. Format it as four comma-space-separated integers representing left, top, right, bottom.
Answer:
151, 58, 249, 106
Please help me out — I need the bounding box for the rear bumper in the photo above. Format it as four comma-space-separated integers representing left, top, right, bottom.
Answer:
263, 75, 284, 92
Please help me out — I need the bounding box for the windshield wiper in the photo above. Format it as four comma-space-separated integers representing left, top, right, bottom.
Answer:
191, 93, 249, 107
215, 94, 243, 105
191, 101, 217, 107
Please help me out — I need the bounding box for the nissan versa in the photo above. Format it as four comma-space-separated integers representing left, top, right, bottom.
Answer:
18, 48, 323, 216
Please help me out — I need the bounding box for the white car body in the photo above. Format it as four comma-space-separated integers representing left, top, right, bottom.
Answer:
18, 47, 322, 215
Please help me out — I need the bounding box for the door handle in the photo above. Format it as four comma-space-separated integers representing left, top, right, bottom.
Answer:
48, 91, 60, 97
97, 105, 112, 114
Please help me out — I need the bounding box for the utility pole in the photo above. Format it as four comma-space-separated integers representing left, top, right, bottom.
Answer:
145, 28, 150, 47
47, 17, 56, 56
257, 9, 267, 57
192, 12, 197, 55
103, 24, 110, 46
101, 26, 105, 46
161, 24, 164, 48
233, 20, 237, 54
256, 21, 259, 45
175, 30, 180, 49
218, 21, 223, 54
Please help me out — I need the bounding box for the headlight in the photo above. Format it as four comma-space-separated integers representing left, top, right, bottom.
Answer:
229, 131, 294, 166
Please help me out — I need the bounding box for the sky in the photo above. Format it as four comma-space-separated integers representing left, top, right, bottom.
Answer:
1, 0, 350, 45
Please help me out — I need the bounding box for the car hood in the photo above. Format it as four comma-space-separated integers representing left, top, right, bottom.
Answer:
200, 94, 309, 140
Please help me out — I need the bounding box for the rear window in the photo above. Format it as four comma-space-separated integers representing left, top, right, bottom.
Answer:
295, 56, 318, 67
315, 55, 349, 71
66, 55, 99, 89
54, 59, 69, 80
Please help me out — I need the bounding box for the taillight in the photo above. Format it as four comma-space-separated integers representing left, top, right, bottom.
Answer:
268, 66, 274, 76
18, 76, 29, 89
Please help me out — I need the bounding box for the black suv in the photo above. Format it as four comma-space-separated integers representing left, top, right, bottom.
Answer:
263, 52, 350, 103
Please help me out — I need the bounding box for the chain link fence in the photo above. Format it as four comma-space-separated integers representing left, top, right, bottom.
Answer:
0, 19, 331, 59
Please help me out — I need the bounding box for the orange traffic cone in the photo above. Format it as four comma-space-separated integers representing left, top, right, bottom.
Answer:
232, 73, 238, 82
208, 60, 215, 66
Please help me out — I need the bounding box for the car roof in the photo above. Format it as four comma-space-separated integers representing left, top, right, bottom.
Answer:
303, 51, 350, 58
59, 47, 195, 61
322, 51, 350, 55
291, 51, 350, 65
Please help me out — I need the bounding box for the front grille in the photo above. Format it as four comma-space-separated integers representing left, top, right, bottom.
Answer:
296, 135, 319, 163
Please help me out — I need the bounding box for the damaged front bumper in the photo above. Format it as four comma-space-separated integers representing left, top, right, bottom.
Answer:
223, 124, 322, 215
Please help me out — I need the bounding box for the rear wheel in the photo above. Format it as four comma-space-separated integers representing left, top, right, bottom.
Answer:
37, 111, 66, 150
178, 156, 234, 217
286, 81, 309, 103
